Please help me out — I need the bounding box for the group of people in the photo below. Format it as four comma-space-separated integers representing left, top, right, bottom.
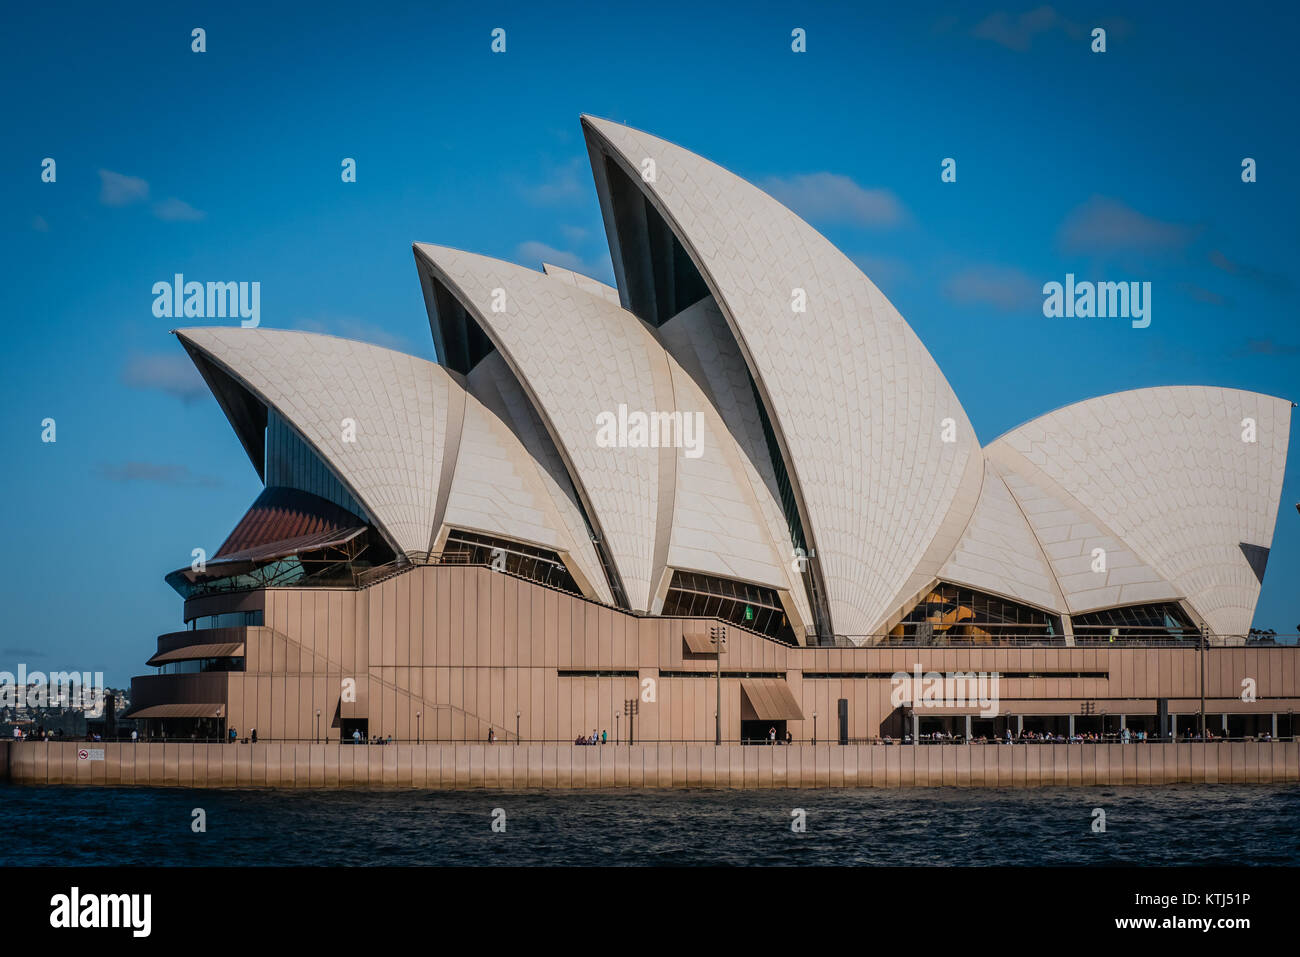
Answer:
348, 730, 393, 745
574, 729, 607, 745
11, 727, 66, 741
12, 727, 127, 743
879, 727, 1260, 745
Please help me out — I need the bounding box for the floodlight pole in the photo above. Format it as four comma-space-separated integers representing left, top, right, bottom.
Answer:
711, 625, 727, 745
1199, 623, 1208, 739
625, 698, 638, 746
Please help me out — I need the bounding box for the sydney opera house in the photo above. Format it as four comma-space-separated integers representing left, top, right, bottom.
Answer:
126, 116, 1299, 747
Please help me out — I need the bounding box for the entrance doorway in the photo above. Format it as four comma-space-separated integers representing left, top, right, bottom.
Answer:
741, 719, 786, 744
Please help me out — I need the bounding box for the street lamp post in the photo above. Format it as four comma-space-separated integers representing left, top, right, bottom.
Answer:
314, 709, 320, 744
710, 625, 727, 745
625, 698, 639, 746
615, 711, 620, 745
813, 712, 818, 746
416, 711, 422, 745
516, 710, 521, 746
1199, 623, 1208, 739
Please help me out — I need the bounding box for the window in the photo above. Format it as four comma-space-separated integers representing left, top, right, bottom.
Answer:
1071, 603, 1197, 642
442, 529, 582, 596
265, 409, 369, 522
190, 610, 263, 630
158, 657, 245, 675
661, 571, 796, 644
891, 583, 1062, 643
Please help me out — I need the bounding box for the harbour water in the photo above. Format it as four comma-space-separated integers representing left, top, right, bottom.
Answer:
3, 783, 1298, 866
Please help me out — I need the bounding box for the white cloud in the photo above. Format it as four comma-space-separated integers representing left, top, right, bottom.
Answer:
761, 172, 904, 227
121, 353, 207, 403
972, 6, 1078, 51
97, 462, 221, 487
851, 254, 911, 286
942, 266, 1040, 311
153, 197, 206, 222
1058, 195, 1198, 254
516, 241, 613, 283
98, 169, 150, 207
290, 316, 416, 355
521, 158, 587, 205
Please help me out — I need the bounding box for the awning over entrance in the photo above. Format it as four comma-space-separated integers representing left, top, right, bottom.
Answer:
741, 678, 804, 720
147, 642, 245, 666
126, 703, 225, 719
682, 631, 721, 654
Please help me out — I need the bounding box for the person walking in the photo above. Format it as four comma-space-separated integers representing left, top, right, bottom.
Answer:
352, 728, 361, 745
131, 729, 138, 744
601, 729, 607, 745
769, 725, 776, 745
251, 727, 258, 743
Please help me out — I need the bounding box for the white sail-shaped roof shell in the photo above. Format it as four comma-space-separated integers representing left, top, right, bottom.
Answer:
540, 262, 622, 306
175, 327, 608, 599
987, 386, 1291, 636
581, 115, 982, 637
413, 244, 812, 628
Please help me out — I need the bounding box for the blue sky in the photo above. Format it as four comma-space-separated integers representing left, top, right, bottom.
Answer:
3, 1, 1297, 684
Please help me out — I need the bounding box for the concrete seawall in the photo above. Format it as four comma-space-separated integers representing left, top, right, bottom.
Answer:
3, 740, 1298, 788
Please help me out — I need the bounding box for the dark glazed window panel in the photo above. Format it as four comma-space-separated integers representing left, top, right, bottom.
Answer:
662, 570, 796, 644
893, 582, 1063, 642
1071, 603, 1198, 641
442, 529, 581, 597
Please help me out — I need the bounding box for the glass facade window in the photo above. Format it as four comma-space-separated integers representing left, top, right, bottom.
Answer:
1071, 603, 1197, 642
660, 570, 796, 644
442, 529, 581, 596
158, 657, 245, 675
891, 583, 1062, 643
265, 409, 369, 523
189, 610, 263, 630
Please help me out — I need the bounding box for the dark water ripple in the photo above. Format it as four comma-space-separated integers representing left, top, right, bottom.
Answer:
2, 783, 1298, 866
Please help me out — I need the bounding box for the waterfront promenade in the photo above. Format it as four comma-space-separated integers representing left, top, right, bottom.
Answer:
3, 739, 1297, 788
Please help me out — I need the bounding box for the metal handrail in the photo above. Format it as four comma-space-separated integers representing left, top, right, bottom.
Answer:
13, 735, 1295, 746
804, 633, 1300, 648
